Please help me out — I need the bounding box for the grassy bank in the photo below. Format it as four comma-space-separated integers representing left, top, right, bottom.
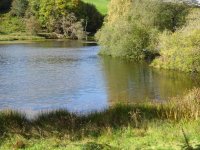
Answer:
0, 88, 200, 149
0, 33, 45, 41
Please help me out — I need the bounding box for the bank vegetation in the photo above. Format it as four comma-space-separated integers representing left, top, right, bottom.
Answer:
96, 0, 200, 72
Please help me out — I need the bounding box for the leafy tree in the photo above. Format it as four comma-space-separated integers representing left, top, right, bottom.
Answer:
155, 3, 189, 32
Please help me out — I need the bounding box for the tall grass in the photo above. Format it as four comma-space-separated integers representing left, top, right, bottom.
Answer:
0, 88, 199, 141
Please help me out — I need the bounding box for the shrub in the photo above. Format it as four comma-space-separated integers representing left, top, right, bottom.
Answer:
96, 0, 190, 60
25, 16, 41, 35
152, 8, 200, 72
0, 14, 26, 33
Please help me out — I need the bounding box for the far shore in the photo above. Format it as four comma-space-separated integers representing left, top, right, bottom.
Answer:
0, 33, 97, 44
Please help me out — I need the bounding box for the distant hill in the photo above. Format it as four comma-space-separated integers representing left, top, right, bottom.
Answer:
83, 0, 109, 14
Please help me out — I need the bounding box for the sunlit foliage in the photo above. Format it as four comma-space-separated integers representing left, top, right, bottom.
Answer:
152, 8, 200, 72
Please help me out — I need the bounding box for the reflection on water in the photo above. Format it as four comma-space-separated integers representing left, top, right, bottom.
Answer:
101, 57, 200, 104
0, 40, 199, 116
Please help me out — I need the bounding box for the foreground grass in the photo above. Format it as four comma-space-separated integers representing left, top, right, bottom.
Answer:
1, 120, 200, 149
0, 88, 200, 149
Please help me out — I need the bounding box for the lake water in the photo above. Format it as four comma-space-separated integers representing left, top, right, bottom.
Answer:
0, 40, 199, 116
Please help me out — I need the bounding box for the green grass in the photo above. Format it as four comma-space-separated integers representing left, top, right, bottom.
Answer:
83, 0, 109, 15
1, 120, 200, 149
0, 88, 200, 149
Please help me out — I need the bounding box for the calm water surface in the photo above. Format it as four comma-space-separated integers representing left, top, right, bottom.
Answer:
0, 40, 199, 116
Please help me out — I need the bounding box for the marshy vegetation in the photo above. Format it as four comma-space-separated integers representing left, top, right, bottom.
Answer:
0, 88, 200, 149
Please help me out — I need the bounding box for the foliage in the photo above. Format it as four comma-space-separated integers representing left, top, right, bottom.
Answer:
96, 0, 190, 60
0, 0, 104, 40
152, 8, 200, 72
56, 13, 85, 39
10, 0, 29, 17
25, 16, 41, 34
154, 2, 189, 32
0, 15, 26, 34
32, 0, 103, 36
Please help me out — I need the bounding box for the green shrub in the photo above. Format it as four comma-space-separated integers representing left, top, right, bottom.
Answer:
96, 0, 190, 60
152, 9, 200, 72
10, 0, 29, 17
0, 15, 26, 33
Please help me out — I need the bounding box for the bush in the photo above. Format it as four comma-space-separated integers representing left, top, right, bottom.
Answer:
152, 9, 200, 72
56, 13, 85, 39
97, 18, 159, 60
10, 0, 28, 17
0, 14, 26, 33
37, 0, 103, 35
96, 0, 190, 60
25, 16, 41, 34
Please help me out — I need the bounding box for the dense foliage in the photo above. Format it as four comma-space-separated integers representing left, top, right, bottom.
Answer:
97, 0, 200, 72
0, 0, 103, 39
152, 8, 200, 72
96, 0, 191, 60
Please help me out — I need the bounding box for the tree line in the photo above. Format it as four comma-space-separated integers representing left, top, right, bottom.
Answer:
0, 0, 104, 39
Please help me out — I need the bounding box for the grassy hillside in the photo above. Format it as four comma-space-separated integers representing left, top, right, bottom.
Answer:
83, 0, 109, 14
